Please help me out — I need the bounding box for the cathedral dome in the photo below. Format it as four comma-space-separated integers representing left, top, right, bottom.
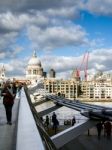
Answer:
26, 50, 44, 82
28, 51, 41, 66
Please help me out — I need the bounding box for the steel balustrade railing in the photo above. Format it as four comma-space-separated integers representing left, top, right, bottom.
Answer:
24, 86, 57, 150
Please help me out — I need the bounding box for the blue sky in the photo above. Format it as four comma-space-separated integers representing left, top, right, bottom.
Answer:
77, 11, 112, 47
0, 0, 112, 79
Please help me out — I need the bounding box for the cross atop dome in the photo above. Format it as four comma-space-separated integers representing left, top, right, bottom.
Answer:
33, 50, 37, 57
2, 65, 5, 71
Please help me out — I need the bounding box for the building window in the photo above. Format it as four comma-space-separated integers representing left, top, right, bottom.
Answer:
33, 70, 36, 75
28, 70, 31, 74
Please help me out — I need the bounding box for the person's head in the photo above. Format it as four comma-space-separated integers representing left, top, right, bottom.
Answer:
5, 80, 11, 87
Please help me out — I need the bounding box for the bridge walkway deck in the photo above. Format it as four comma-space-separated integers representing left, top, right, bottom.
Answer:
0, 96, 19, 150
60, 127, 112, 150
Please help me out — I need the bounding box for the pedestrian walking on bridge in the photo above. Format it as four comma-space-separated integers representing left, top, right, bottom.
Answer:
1, 80, 17, 125
45, 115, 50, 129
52, 112, 59, 134
96, 122, 103, 140
72, 116, 76, 126
104, 121, 111, 140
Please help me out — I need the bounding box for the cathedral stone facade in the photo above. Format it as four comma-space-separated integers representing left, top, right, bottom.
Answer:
26, 51, 44, 82
0, 65, 6, 81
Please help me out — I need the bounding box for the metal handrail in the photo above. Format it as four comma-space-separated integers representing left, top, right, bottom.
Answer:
24, 86, 57, 150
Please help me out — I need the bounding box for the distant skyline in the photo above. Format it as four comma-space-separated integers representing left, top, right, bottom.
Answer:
0, 0, 112, 79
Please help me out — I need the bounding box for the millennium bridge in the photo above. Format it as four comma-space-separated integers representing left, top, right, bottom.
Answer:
0, 81, 112, 150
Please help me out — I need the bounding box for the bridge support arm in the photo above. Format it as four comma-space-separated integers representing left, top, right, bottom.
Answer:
33, 99, 49, 106
38, 105, 62, 117
51, 120, 98, 149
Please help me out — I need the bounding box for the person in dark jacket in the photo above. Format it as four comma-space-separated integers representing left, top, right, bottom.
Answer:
72, 116, 76, 126
104, 121, 111, 139
52, 112, 59, 134
45, 115, 50, 129
1, 81, 16, 125
96, 122, 103, 140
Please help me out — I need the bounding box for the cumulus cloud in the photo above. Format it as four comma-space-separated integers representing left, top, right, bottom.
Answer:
0, 32, 20, 58
0, 0, 82, 13
4, 59, 27, 77
27, 25, 88, 50
0, 48, 111, 79
0, 31, 24, 59
46, 7, 77, 18
89, 49, 112, 71
1, 0, 112, 17
0, 11, 50, 58
0, 0, 102, 63
84, 0, 112, 16
0, 1, 86, 58
0, 11, 50, 33
0, 0, 111, 78
41, 55, 79, 72
40, 48, 112, 79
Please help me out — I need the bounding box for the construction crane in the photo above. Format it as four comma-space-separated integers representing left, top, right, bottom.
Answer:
77, 51, 89, 81
84, 51, 89, 81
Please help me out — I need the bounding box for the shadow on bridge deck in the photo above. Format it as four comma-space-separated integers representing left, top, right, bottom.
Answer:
44, 121, 112, 150
60, 127, 112, 150
0, 97, 19, 150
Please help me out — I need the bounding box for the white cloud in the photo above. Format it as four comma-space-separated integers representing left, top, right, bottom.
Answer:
0, 11, 49, 32
87, 49, 112, 73
0, 11, 50, 57
1, 0, 112, 17
0, 0, 82, 14
84, 0, 112, 16
56, 71, 72, 79
0, 48, 112, 79
40, 48, 112, 79
0, 0, 103, 62
0, 32, 23, 59
0, 52, 6, 59
41, 55, 79, 71
0, 32, 17, 49
4, 59, 27, 77
0, 0, 111, 79
27, 25, 88, 50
